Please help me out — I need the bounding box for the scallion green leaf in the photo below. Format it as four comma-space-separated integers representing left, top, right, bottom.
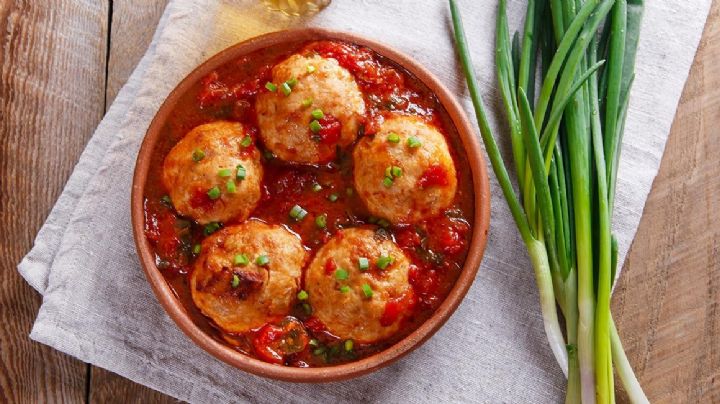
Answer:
207, 186, 221, 200
233, 253, 249, 266
255, 255, 270, 266
335, 268, 349, 280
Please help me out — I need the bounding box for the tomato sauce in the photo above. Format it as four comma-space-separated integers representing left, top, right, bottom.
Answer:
143, 40, 475, 367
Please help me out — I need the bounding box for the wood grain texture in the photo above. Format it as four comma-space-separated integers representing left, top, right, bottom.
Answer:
88, 1, 178, 403
613, 0, 720, 402
0, 0, 108, 402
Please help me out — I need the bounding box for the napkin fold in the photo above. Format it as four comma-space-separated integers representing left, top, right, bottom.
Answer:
18, 0, 712, 402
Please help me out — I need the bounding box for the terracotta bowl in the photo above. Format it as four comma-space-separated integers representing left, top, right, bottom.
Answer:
131, 28, 490, 382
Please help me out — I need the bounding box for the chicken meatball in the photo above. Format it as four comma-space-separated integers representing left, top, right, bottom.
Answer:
255, 54, 366, 164
304, 228, 414, 343
162, 121, 263, 224
353, 116, 457, 224
190, 221, 307, 333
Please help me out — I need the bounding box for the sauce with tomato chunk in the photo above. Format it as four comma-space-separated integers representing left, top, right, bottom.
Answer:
143, 40, 474, 367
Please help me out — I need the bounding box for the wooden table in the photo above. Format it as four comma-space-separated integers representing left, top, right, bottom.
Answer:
1, 1, 717, 402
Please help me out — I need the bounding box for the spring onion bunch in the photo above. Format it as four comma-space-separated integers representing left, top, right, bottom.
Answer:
449, 0, 647, 402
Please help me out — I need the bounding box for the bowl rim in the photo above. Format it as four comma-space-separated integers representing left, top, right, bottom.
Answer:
131, 27, 491, 383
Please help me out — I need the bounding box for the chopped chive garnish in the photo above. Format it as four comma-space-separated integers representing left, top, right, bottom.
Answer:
207, 186, 221, 200
335, 268, 349, 280
302, 98, 313, 107
313, 347, 325, 356
280, 82, 292, 96
286, 77, 298, 88
377, 218, 391, 228
346, 187, 354, 196
328, 193, 339, 202
358, 257, 369, 270
407, 136, 422, 148
382, 177, 394, 188
385, 166, 392, 177
160, 195, 172, 206
391, 166, 402, 177
309, 338, 319, 347
309, 119, 322, 134
302, 302, 312, 315
192, 148, 205, 162
218, 168, 232, 177
263, 151, 275, 160
307, 65, 316, 73
236, 164, 246, 180
297, 290, 309, 300
231, 274, 240, 288
376, 255, 394, 269
311, 108, 324, 120
312, 183, 322, 192
289, 204, 308, 221
240, 136, 252, 147
192, 244, 201, 255
203, 222, 221, 235
362, 284, 373, 298
387, 132, 400, 143
340, 285, 351, 294
226, 180, 236, 193
255, 255, 270, 266
233, 253, 249, 266
265, 82, 277, 92
344, 340, 354, 351
315, 214, 327, 229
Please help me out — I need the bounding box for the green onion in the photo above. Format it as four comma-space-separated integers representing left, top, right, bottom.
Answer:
334, 268, 349, 280
286, 77, 298, 88
226, 180, 236, 193
309, 338, 319, 347
160, 195, 172, 206
307, 65, 316, 73
339, 285, 350, 294
233, 254, 249, 266
376, 255, 393, 269
309, 120, 322, 134
391, 166, 402, 177
265, 82, 277, 92
280, 82, 292, 96
192, 244, 201, 255
313, 347, 325, 356
312, 183, 322, 192
207, 187, 221, 200
311, 109, 324, 120
263, 151, 275, 160
218, 168, 232, 177
302, 98, 313, 107
289, 204, 308, 221
231, 274, 240, 288
255, 255, 270, 266
315, 214, 327, 228
328, 193, 339, 202
384, 166, 392, 177
203, 222, 220, 236
406, 136, 422, 148
387, 132, 400, 143
240, 136, 252, 147
382, 177, 394, 188
358, 257, 369, 271
297, 290, 309, 300
376, 218, 390, 228
192, 148, 205, 162
236, 165, 246, 180
302, 303, 312, 315
361, 284, 373, 298
344, 340, 354, 351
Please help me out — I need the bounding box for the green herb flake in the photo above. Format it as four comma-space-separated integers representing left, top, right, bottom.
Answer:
226, 180, 236, 193
231, 274, 240, 288
192, 148, 205, 162
361, 283, 373, 298
339, 285, 351, 294
311, 108, 324, 120
207, 186, 221, 200
344, 340, 354, 352
382, 177, 394, 188
309, 119, 322, 134
328, 193, 339, 202
218, 168, 233, 177
236, 164, 247, 180
265, 82, 277, 92
203, 222, 221, 236
255, 254, 270, 266
240, 136, 253, 147
358, 257, 369, 271
233, 254, 249, 266
335, 268, 349, 280
192, 244, 201, 255
376, 255, 394, 270
387, 132, 400, 143
297, 290, 309, 300
315, 214, 327, 229
407, 136, 422, 148
280, 82, 292, 96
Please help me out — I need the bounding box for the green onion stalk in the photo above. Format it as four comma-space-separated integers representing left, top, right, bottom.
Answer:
449, 0, 648, 403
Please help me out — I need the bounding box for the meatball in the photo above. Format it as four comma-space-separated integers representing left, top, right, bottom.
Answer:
190, 221, 307, 333
353, 116, 457, 223
304, 228, 414, 343
162, 121, 263, 224
255, 54, 366, 164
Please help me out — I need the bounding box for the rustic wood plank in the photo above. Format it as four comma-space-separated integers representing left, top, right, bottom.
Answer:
613, 0, 720, 402
89, 1, 177, 402
0, 0, 109, 402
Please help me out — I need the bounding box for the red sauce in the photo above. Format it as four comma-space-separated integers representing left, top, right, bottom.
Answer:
143, 40, 475, 367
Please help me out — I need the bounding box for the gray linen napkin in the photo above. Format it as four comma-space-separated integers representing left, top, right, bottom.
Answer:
18, 0, 712, 402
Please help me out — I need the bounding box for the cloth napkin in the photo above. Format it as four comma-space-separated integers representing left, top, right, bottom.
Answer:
18, 0, 712, 402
